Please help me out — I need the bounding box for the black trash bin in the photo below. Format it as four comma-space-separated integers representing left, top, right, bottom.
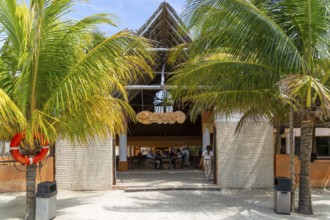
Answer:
36, 181, 57, 220
274, 177, 291, 214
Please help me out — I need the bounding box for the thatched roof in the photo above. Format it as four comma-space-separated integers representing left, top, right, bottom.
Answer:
138, 2, 192, 46
127, 2, 192, 101
127, 3, 200, 138
128, 2, 192, 103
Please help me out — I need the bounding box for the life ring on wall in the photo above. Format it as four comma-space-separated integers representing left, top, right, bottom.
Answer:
10, 132, 49, 165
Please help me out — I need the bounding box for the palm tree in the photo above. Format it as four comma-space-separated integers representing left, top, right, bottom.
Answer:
0, 0, 153, 219
170, 0, 329, 214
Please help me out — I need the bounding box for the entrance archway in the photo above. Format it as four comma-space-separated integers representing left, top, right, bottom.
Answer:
112, 2, 217, 189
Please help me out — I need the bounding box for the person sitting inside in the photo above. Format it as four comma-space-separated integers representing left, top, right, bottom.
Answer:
169, 149, 176, 169
147, 150, 160, 169
181, 147, 190, 166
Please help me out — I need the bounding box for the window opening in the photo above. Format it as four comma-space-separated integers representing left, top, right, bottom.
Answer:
153, 90, 174, 113
316, 137, 330, 158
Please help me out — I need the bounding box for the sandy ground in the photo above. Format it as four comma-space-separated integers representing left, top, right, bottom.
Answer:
1, 171, 329, 219
0, 188, 329, 220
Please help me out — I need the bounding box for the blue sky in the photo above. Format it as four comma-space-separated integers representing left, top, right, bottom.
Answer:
71, 0, 186, 35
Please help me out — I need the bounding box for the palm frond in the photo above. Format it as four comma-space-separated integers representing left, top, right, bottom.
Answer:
235, 109, 271, 133
0, 59, 14, 96
266, 0, 330, 75
56, 95, 135, 144
279, 74, 330, 111
0, 0, 29, 64
182, 0, 305, 73
0, 1, 154, 147
169, 54, 282, 120
0, 89, 27, 140
167, 43, 191, 66
43, 30, 153, 114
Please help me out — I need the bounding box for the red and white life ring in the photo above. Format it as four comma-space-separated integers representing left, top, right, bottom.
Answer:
10, 132, 49, 165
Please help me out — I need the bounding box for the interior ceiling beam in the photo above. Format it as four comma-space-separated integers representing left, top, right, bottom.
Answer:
124, 136, 202, 147
166, 29, 181, 46
155, 71, 172, 74
125, 85, 172, 90
160, 62, 166, 86
166, 19, 188, 44
166, 8, 193, 40
125, 85, 208, 90
146, 47, 188, 51
162, 3, 167, 47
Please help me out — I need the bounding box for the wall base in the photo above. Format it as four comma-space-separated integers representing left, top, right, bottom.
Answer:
118, 161, 128, 171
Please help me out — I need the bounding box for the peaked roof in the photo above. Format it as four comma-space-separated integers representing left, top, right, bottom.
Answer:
138, 2, 192, 47
127, 2, 192, 100
126, 3, 199, 138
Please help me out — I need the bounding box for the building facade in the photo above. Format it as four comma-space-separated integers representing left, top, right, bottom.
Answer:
1, 2, 329, 192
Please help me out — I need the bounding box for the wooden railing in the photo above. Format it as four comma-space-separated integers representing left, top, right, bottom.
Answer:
275, 154, 330, 188
0, 157, 55, 192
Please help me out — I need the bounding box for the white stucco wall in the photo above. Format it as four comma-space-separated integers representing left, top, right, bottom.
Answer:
55, 137, 113, 190
216, 117, 274, 189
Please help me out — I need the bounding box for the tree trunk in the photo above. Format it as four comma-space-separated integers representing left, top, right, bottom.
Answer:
1, 141, 5, 155
275, 123, 282, 154
289, 105, 295, 211
25, 164, 37, 220
297, 120, 313, 215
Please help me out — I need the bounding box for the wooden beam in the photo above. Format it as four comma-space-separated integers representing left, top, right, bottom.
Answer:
125, 136, 202, 147
140, 8, 163, 36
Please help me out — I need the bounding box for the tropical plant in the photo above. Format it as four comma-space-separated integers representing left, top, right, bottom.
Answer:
170, 0, 330, 214
0, 0, 153, 219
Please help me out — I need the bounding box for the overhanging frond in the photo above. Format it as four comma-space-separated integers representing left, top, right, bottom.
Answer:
57, 95, 135, 144
279, 74, 330, 112
182, 0, 305, 74
43, 30, 154, 114
0, 89, 27, 140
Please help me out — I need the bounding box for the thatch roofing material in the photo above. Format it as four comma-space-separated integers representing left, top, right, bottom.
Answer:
127, 3, 199, 138
138, 2, 192, 47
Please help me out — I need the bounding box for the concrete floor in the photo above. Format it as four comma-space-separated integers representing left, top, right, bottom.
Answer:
115, 169, 217, 191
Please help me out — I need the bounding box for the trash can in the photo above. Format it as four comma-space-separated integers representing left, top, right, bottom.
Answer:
274, 177, 291, 214
36, 181, 57, 220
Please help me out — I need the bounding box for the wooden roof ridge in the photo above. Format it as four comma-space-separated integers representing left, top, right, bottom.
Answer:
138, 3, 163, 34
137, 2, 192, 44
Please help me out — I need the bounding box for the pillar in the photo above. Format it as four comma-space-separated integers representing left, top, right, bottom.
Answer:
202, 128, 210, 152
118, 133, 128, 171
202, 111, 213, 152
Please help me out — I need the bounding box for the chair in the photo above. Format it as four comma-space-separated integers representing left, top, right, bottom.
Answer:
127, 157, 139, 169
147, 158, 155, 169
162, 158, 171, 170
175, 157, 182, 169
127, 157, 134, 169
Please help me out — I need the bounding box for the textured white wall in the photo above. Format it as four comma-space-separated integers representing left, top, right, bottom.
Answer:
55, 137, 113, 190
216, 120, 274, 189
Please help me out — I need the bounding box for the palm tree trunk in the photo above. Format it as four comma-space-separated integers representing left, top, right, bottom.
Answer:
275, 123, 282, 154
298, 120, 313, 215
25, 164, 37, 220
1, 141, 5, 155
289, 105, 295, 211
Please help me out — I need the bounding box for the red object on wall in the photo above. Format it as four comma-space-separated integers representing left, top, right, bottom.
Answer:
10, 132, 49, 165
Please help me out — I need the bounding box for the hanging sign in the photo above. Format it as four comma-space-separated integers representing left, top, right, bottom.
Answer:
136, 111, 186, 124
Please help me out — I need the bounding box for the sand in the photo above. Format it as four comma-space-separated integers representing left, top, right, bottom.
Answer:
0, 188, 329, 220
